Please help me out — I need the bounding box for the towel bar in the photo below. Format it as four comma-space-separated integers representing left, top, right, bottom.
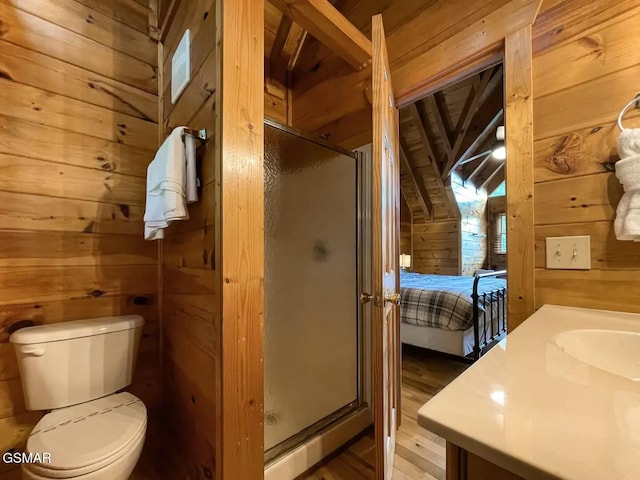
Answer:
183, 128, 207, 142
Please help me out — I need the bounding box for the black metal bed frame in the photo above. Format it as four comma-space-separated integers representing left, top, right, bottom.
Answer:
470, 270, 508, 361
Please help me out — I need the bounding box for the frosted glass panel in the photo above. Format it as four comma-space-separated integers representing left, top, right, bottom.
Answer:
264, 124, 358, 452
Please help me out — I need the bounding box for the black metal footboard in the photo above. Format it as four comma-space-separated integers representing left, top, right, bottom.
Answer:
470, 270, 507, 360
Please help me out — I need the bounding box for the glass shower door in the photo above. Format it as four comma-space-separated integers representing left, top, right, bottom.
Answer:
264, 121, 359, 458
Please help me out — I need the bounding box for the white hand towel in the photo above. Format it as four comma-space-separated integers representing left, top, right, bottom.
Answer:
614, 153, 640, 242
618, 128, 640, 158
144, 127, 193, 240
185, 134, 198, 203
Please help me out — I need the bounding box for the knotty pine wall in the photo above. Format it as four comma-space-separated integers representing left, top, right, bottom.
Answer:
411, 219, 460, 275
409, 176, 488, 277
0, 0, 160, 475
532, 0, 640, 312
159, 1, 218, 478
400, 194, 412, 255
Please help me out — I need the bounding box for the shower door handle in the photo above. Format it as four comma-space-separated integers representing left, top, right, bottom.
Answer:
360, 292, 373, 304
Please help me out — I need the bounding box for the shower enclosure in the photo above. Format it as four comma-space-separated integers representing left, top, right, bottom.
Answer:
263, 120, 366, 466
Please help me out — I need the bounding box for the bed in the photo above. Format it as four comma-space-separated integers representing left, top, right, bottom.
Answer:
399, 270, 507, 360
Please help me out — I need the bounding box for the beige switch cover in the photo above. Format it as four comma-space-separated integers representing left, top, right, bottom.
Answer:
545, 236, 591, 270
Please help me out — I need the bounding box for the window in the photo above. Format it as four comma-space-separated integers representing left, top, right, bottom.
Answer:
494, 213, 507, 254
489, 180, 506, 197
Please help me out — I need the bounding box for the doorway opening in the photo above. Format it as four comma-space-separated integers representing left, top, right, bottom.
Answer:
397, 62, 507, 472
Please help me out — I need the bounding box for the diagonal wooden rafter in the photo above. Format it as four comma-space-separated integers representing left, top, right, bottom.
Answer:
399, 139, 433, 221
480, 162, 505, 191
466, 151, 494, 184
412, 102, 439, 168
442, 66, 503, 178
406, 104, 457, 219
427, 94, 454, 163
270, 15, 293, 75
268, 0, 372, 70
454, 109, 503, 172
451, 66, 501, 158
484, 163, 506, 193
270, 15, 308, 81
434, 92, 455, 146
442, 83, 503, 179
453, 74, 483, 136
284, 25, 308, 71
401, 188, 412, 214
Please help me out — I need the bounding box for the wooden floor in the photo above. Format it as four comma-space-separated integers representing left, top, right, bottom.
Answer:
132, 346, 468, 480
298, 346, 468, 480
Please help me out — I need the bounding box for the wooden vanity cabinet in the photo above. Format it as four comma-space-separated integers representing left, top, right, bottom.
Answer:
447, 442, 525, 480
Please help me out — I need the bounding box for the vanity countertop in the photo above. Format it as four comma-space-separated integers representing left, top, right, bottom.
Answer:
417, 305, 640, 480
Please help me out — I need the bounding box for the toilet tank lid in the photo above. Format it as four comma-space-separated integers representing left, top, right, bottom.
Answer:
9, 315, 144, 345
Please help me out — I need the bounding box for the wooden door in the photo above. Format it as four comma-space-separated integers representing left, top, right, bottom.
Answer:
372, 13, 401, 480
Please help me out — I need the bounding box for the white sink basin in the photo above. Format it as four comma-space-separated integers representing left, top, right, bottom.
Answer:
555, 329, 640, 381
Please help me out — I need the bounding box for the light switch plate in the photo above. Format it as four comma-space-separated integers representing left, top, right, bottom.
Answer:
171, 29, 190, 104
545, 236, 591, 270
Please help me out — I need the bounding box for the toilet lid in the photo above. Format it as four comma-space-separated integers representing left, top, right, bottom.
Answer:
26, 392, 146, 476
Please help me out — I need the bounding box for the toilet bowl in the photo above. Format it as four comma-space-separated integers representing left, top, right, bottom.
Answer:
9, 316, 147, 480
21, 392, 146, 480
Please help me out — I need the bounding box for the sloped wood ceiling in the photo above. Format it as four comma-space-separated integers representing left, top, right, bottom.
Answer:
400, 66, 505, 223
266, 1, 506, 223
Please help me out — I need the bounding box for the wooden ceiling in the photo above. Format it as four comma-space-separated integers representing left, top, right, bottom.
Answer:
265, 1, 506, 224
400, 66, 506, 223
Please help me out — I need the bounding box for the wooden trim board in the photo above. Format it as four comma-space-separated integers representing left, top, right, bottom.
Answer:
216, 0, 265, 478
393, 4, 542, 329
504, 25, 536, 328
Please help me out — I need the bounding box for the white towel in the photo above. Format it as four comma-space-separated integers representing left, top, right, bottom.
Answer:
144, 127, 198, 240
185, 134, 198, 203
614, 154, 640, 242
618, 128, 640, 159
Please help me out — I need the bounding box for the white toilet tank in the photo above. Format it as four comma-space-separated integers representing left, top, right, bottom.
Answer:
10, 315, 144, 410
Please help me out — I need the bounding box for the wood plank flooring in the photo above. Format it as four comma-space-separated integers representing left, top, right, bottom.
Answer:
298, 346, 468, 480
132, 346, 468, 479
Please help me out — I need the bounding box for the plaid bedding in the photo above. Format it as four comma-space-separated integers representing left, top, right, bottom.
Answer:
400, 271, 506, 331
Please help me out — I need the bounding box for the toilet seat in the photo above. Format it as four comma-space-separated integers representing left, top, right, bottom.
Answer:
23, 392, 146, 479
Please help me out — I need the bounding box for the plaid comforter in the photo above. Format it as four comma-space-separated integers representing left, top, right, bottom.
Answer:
400, 271, 507, 331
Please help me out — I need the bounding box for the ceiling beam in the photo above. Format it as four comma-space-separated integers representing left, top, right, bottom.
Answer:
399, 140, 433, 221
427, 94, 454, 164
454, 74, 482, 136
466, 152, 493, 184
485, 163, 506, 194
449, 109, 503, 176
284, 24, 307, 71
269, 15, 293, 78
407, 104, 457, 219
413, 102, 439, 168
479, 162, 505, 191
442, 67, 503, 178
433, 91, 455, 146
269, 16, 308, 81
451, 67, 501, 159
401, 188, 412, 215
442, 85, 503, 179
268, 0, 372, 70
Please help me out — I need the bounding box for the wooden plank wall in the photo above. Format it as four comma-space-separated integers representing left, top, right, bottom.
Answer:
532, 0, 640, 313
451, 174, 488, 275
407, 176, 487, 276
290, 0, 534, 149
158, 1, 218, 478
400, 195, 412, 255
487, 196, 507, 270
411, 220, 460, 275
0, 0, 159, 475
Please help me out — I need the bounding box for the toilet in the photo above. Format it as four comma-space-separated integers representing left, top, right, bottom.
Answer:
9, 315, 147, 480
